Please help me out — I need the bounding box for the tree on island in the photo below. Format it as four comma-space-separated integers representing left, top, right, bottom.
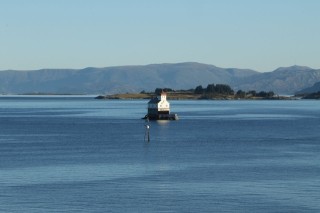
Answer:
236, 90, 246, 98
213, 84, 234, 95
193, 83, 276, 99
194, 85, 204, 94
256, 91, 275, 98
194, 83, 234, 95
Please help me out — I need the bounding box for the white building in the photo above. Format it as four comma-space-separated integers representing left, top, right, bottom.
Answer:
147, 91, 170, 117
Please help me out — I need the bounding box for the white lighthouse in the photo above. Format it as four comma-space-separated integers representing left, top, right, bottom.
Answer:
145, 91, 178, 120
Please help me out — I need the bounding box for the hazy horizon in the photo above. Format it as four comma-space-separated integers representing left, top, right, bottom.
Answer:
0, 62, 318, 73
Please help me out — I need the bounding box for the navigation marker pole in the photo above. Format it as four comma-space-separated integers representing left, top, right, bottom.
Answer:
145, 123, 150, 142
144, 118, 150, 142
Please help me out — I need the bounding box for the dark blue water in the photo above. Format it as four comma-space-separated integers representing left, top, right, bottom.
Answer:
1, 96, 320, 212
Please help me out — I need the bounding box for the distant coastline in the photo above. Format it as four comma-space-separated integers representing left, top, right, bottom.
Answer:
96, 85, 299, 100
96, 92, 296, 100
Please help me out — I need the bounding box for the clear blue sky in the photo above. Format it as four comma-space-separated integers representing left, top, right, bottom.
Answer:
1, 0, 319, 72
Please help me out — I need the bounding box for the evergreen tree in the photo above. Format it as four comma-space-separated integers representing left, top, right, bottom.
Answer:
206, 84, 216, 93
236, 90, 246, 98
194, 85, 204, 94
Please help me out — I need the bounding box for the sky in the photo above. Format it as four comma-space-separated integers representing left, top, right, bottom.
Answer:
0, 0, 319, 72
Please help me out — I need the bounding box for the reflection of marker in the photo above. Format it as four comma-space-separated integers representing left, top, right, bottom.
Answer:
145, 124, 150, 142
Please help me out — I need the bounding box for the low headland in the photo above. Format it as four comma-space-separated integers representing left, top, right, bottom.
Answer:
96, 83, 300, 100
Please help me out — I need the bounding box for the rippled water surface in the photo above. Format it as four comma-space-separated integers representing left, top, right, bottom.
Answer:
1, 96, 320, 212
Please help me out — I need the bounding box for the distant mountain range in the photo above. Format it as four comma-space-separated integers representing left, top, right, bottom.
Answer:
1, 62, 320, 95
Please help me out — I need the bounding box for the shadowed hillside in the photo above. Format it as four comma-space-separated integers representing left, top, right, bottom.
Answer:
232, 66, 320, 95
0, 62, 257, 94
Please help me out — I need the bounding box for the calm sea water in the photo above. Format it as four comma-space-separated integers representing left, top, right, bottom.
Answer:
0, 96, 320, 212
